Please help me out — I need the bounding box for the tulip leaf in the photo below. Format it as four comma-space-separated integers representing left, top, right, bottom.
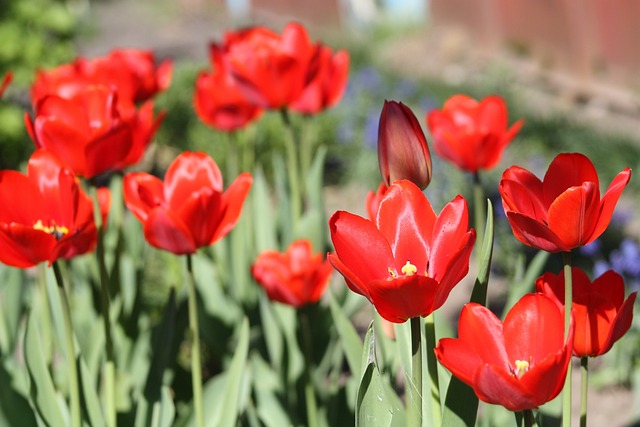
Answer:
356, 363, 393, 427
0, 357, 37, 427
258, 294, 284, 371
217, 316, 250, 427
24, 311, 67, 427
329, 290, 363, 376
77, 355, 106, 427
252, 167, 277, 252
359, 322, 375, 381
0, 265, 25, 354
470, 199, 494, 305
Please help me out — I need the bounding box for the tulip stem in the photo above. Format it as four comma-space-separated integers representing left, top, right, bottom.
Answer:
280, 108, 302, 232
408, 316, 423, 427
562, 251, 573, 427
38, 265, 52, 363
299, 307, 319, 427
186, 254, 204, 427
523, 409, 535, 427
91, 186, 117, 427
53, 261, 81, 427
424, 313, 441, 427
473, 172, 485, 249
580, 356, 588, 427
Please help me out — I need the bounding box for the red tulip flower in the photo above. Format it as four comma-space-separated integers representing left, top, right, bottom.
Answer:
329, 180, 475, 323
290, 45, 350, 114
499, 153, 631, 252
220, 22, 316, 109
378, 100, 432, 190
31, 49, 172, 105
435, 293, 574, 411
426, 94, 523, 173
194, 44, 263, 131
25, 85, 164, 178
123, 151, 252, 255
0, 149, 97, 268
252, 240, 333, 307
536, 267, 637, 357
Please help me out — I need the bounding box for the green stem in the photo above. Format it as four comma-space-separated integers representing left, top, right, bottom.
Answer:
562, 251, 573, 427
186, 254, 204, 427
280, 108, 302, 230
91, 186, 116, 427
580, 357, 588, 427
38, 265, 52, 363
424, 314, 441, 427
472, 172, 485, 250
53, 262, 81, 427
300, 115, 314, 179
523, 409, 535, 427
408, 317, 423, 427
299, 308, 319, 427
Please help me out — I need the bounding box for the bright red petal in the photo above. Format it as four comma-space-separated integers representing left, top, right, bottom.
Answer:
366, 275, 438, 322
474, 364, 535, 411
210, 172, 252, 244
505, 211, 569, 252
123, 172, 165, 223
547, 183, 599, 248
542, 153, 600, 207
428, 195, 470, 279
165, 152, 223, 211
589, 168, 631, 243
597, 292, 636, 356
143, 208, 196, 254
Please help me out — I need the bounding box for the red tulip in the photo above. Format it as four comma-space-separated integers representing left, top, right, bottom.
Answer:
25, 85, 163, 178
0, 149, 97, 268
435, 293, 574, 411
536, 267, 637, 357
426, 95, 523, 173
0, 72, 12, 97
499, 153, 631, 252
252, 239, 333, 307
378, 101, 432, 190
290, 44, 350, 114
194, 44, 263, 131
365, 182, 388, 222
123, 152, 252, 255
220, 22, 316, 109
329, 180, 475, 323
31, 49, 172, 105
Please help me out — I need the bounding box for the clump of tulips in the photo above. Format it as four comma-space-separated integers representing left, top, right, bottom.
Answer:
0, 20, 636, 427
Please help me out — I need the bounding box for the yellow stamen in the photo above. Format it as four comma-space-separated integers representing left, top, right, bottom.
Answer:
388, 267, 396, 278
401, 261, 418, 276
514, 359, 530, 377
33, 220, 69, 240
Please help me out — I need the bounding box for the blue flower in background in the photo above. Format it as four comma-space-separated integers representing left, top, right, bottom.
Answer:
363, 108, 379, 149
580, 239, 601, 258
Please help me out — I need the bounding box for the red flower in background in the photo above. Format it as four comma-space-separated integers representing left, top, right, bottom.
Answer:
220, 22, 316, 109
290, 44, 349, 114
329, 180, 475, 323
365, 182, 388, 222
536, 267, 637, 357
499, 153, 631, 252
0, 149, 97, 268
123, 152, 252, 255
0, 72, 12, 97
25, 85, 163, 178
426, 95, 523, 173
378, 101, 432, 190
194, 44, 263, 131
252, 240, 333, 307
31, 48, 172, 105
435, 294, 574, 411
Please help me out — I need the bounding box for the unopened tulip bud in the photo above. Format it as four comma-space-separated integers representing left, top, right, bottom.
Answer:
377, 100, 432, 190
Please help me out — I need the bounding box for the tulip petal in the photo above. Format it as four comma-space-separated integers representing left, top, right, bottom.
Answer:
377, 180, 435, 272
165, 152, 223, 210
53, 221, 97, 261
500, 166, 546, 218
210, 172, 252, 244
177, 188, 219, 248
598, 292, 636, 356
327, 253, 370, 299
434, 337, 483, 386
123, 172, 165, 222
0, 170, 45, 225
366, 275, 438, 322
589, 168, 631, 243
0, 224, 56, 267
505, 211, 569, 252
477, 96, 507, 135
428, 195, 470, 280
143, 208, 196, 254
518, 348, 570, 407
432, 229, 475, 310
542, 153, 600, 207
547, 183, 599, 248
457, 303, 510, 367
474, 364, 535, 411
329, 211, 396, 286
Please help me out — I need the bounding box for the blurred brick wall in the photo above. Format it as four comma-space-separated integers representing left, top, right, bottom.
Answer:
431, 0, 640, 88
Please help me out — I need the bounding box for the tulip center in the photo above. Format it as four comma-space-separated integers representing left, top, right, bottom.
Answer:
388, 261, 422, 278
33, 220, 69, 240
513, 359, 530, 378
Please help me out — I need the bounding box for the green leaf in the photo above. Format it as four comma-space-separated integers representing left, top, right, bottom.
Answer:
469, 199, 494, 305
329, 290, 363, 376
0, 357, 37, 427
0, 265, 25, 354
252, 168, 277, 253
258, 294, 284, 370
356, 363, 393, 427
218, 317, 250, 427
77, 355, 106, 427
359, 322, 375, 381
24, 311, 67, 427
